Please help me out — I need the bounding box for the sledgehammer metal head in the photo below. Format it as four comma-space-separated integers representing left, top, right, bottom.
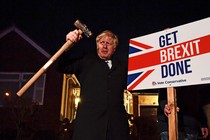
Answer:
74, 20, 93, 38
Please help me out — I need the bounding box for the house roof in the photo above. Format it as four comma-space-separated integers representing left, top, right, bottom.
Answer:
0, 25, 51, 58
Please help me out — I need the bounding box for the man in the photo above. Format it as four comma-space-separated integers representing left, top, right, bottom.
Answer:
200, 84, 210, 139
157, 85, 209, 140
58, 29, 129, 140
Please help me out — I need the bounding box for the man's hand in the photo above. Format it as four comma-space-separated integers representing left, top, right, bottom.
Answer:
66, 29, 83, 43
201, 127, 209, 139
164, 104, 180, 117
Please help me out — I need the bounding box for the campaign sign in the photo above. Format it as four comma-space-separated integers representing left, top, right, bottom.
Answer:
127, 17, 210, 91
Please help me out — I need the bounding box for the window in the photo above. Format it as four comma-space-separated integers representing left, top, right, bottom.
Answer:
0, 72, 46, 106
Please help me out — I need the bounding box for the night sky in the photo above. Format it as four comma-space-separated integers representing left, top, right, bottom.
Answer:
1, 0, 210, 61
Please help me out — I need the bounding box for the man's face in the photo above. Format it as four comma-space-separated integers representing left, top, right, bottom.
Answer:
97, 36, 116, 60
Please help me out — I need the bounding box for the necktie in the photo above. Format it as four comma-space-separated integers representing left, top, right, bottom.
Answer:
105, 60, 112, 69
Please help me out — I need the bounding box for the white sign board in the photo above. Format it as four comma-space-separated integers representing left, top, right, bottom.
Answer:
127, 17, 210, 91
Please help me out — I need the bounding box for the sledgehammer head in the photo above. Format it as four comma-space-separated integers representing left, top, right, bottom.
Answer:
74, 20, 93, 38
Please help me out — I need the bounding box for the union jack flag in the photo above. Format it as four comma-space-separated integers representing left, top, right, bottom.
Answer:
127, 39, 155, 91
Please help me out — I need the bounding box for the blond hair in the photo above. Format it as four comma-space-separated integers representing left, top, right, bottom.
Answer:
96, 30, 118, 48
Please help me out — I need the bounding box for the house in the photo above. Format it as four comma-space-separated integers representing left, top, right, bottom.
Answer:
0, 25, 63, 139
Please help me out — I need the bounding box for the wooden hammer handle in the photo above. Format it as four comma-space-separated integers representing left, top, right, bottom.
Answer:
17, 40, 73, 96
17, 20, 92, 97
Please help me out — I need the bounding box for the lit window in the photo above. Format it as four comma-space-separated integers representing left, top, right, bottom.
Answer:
0, 72, 46, 106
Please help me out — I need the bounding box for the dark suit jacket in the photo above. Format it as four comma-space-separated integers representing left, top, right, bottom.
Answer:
58, 53, 129, 140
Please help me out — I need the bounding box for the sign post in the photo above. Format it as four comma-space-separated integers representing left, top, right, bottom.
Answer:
167, 87, 178, 140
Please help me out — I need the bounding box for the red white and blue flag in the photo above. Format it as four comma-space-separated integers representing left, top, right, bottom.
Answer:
127, 17, 210, 91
